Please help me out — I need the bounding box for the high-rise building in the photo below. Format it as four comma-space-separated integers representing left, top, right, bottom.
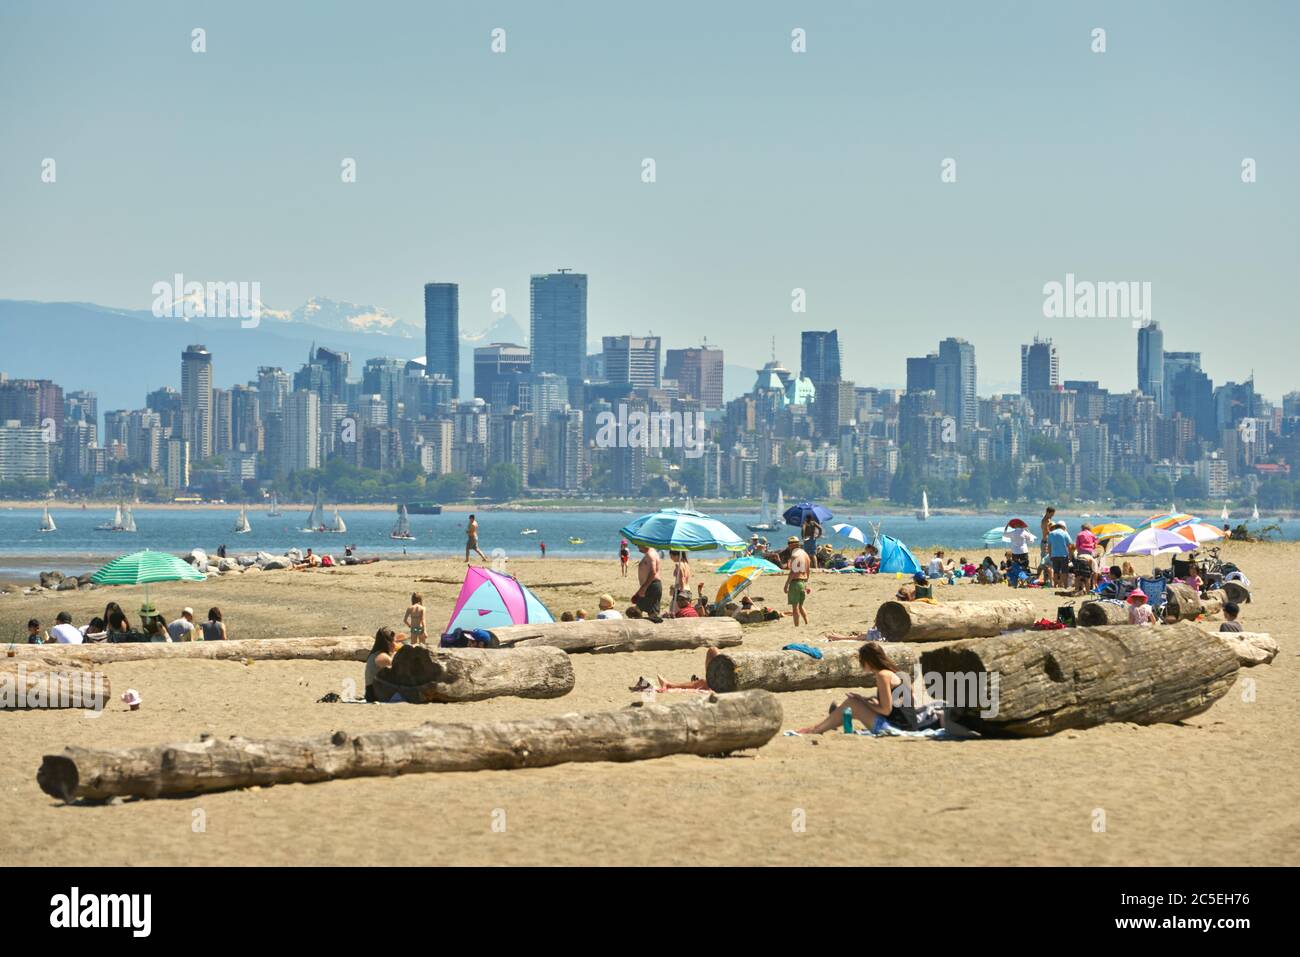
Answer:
664, 346, 724, 410
424, 282, 460, 399
800, 331, 842, 386
181, 344, 214, 461
474, 343, 532, 409
602, 336, 661, 390
362, 357, 408, 425
905, 354, 938, 393
257, 367, 291, 415
1162, 351, 1201, 414
935, 337, 977, 431
278, 389, 320, 478
1020, 336, 1059, 395
530, 271, 587, 384
0, 420, 50, 481
1137, 321, 1163, 402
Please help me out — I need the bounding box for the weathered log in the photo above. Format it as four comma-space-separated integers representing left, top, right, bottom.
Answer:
919, 621, 1238, 736
706, 642, 920, 693
37, 690, 783, 802
1196, 628, 1277, 667
3, 635, 374, 664
1077, 601, 1129, 627
874, 598, 1036, 642
1, 659, 109, 710
372, 644, 573, 703
1219, 580, 1252, 605
492, 617, 743, 654
1163, 584, 1225, 622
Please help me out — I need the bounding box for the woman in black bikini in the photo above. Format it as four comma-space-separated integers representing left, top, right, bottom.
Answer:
796, 642, 920, 734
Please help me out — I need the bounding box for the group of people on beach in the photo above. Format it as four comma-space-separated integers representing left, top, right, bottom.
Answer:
25, 602, 227, 644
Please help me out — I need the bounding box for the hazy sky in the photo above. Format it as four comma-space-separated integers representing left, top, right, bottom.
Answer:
2, 1, 1297, 397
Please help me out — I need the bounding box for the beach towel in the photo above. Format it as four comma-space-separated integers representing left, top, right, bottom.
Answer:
782, 643, 823, 659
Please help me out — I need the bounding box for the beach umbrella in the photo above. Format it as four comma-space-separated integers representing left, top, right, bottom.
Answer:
982, 526, 1012, 546
1090, 522, 1134, 542
832, 522, 868, 545
1173, 521, 1225, 545
782, 501, 834, 528
1110, 527, 1197, 557
444, 566, 554, 634
1135, 511, 1195, 531
1005, 517, 1029, 529
715, 565, 763, 607
91, 550, 206, 586
619, 508, 746, 552
876, 534, 924, 575
716, 555, 782, 575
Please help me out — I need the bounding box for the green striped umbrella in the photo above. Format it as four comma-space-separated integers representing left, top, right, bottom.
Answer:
91, 550, 206, 590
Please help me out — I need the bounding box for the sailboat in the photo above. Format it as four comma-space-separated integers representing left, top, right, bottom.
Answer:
748, 488, 778, 532
121, 505, 137, 533
234, 506, 252, 534
1251, 503, 1261, 522
38, 504, 57, 533
390, 504, 414, 540
329, 508, 347, 534
302, 491, 327, 532
1220, 502, 1230, 521
916, 489, 930, 522
95, 500, 132, 532
267, 492, 282, 518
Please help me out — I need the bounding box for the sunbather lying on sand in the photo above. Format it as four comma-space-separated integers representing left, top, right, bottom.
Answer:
629, 647, 722, 693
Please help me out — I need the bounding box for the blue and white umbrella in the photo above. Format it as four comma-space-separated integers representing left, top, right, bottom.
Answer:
619, 508, 746, 553
783, 501, 834, 528
832, 522, 868, 545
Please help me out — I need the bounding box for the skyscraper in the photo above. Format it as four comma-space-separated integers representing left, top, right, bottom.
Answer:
602, 336, 661, 390
1162, 351, 1201, 414
424, 282, 460, 399
181, 344, 214, 461
1020, 336, 1059, 395
935, 337, 977, 431
1137, 321, 1164, 403
530, 271, 588, 383
800, 330, 842, 386
905, 354, 938, 393
664, 346, 725, 410
474, 343, 532, 409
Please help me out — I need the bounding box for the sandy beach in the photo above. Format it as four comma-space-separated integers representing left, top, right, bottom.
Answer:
1, 542, 1296, 867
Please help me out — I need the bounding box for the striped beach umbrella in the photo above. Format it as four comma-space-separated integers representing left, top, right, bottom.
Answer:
832, 522, 868, 545
715, 565, 763, 606
90, 550, 206, 586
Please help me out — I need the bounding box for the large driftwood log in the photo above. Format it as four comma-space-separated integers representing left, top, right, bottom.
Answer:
372, 644, 573, 703
1, 658, 110, 710
492, 617, 743, 654
3, 635, 373, 664
1219, 580, 1252, 605
919, 621, 1238, 736
706, 643, 919, 693
1163, 584, 1225, 622
1077, 601, 1130, 627
37, 690, 783, 801
1196, 628, 1277, 667
875, 598, 1036, 642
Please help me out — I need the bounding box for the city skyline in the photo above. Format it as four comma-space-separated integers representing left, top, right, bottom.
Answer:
2, 2, 1297, 398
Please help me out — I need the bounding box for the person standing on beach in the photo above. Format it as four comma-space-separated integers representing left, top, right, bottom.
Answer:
631, 544, 663, 617
465, 514, 487, 564
785, 534, 811, 627
619, 539, 630, 576
404, 593, 427, 646
539, 541, 546, 558
668, 551, 691, 618
1039, 507, 1056, 570
801, 514, 823, 569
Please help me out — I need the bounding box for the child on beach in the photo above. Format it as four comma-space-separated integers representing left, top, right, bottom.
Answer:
1219, 602, 1244, 632
404, 593, 427, 645
26, 618, 43, 644
1127, 589, 1157, 626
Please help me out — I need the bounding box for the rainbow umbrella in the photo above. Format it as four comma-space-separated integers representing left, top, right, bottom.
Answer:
715, 565, 763, 606
1173, 521, 1225, 545
1136, 512, 1195, 531
444, 566, 553, 634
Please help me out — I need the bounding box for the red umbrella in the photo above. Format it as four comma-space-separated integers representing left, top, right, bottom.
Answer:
1006, 518, 1028, 529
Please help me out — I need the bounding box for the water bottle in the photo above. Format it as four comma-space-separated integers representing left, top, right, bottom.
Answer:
841, 707, 853, 734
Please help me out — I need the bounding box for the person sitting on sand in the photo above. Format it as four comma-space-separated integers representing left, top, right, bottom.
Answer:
795, 642, 930, 734
201, 607, 226, 641
1121, 561, 1137, 579
166, 607, 196, 642
102, 602, 130, 634
560, 611, 575, 622
26, 618, 44, 644
139, 603, 172, 642
364, 627, 398, 703
575, 609, 588, 621
1219, 602, 1244, 632
596, 595, 623, 619
49, 610, 83, 645
1127, 589, 1157, 626
404, 593, 427, 646
81, 616, 107, 642
673, 590, 699, 618
625, 606, 643, 619
896, 571, 932, 602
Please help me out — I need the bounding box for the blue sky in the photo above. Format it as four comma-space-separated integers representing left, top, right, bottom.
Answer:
1, 0, 1296, 397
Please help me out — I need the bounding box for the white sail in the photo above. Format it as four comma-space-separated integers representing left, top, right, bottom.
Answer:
40, 505, 56, 532
776, 488, 785, 518
268, 492, 281, 517
391, 504, 412, 538
1221, 503, 1230, 521
759, 488, 771, 524
112, 504, 123, 527
331, 508, 347, 533
1252, 503, 1260, 521
304, 492, 325, 530
234, 506, 251, 533
122, 506, 137, 532
917, 489, 930, 521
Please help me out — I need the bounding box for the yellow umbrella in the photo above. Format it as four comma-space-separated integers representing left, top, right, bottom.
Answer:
1091, 523, 1134, 542
715, 565, 763, 606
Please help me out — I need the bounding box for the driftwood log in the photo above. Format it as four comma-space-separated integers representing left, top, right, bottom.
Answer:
1163, 584, 1225, 622
875, 598, 1036, 642
919, 621, 1238, 736
706, 643, 919, 693
1, 658, 110, 710
372, 644, 573, 703
1077, 601, 1129, 627
1196, 628, 1277, 667
3, 635, 373, 664
492, 617, 743, 654
1220, 580, 1252, 605
37, 690, 783, 802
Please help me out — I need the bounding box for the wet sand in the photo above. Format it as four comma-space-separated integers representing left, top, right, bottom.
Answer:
1, 543, 1296, 866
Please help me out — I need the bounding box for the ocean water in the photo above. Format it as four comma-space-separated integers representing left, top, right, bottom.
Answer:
1, 505, 1291, 579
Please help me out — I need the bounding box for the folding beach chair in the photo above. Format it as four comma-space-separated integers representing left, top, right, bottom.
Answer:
1138, 576, 1168, 616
